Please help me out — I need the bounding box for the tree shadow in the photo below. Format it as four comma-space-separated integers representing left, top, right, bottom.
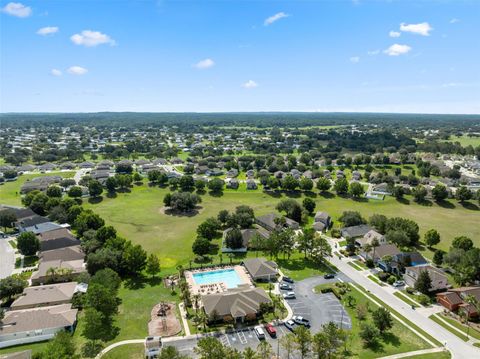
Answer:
363, 339, 384, 353
208, 190, 224, 197
88, 196, 103, 204
196, 189, 206, 195
304, 191, 317, 198
352, 197, 369, 203
382, 332, 401, 347
395, 197, 410, 205
123, 276, 147, 290
81, 341, 104, 358
416, 199, 433, 207
106, 191, 117, 199
436, 200, 455, 209
134, 181, 143, 186
285, 190, 302, 198
263, 190, 282, 198
117, 188, 132, 193
319, 191, 335, 199
164, 206, 202, 217
146, 276, 163, 287
460, 201, 479, 211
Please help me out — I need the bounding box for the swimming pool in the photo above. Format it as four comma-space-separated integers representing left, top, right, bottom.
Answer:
192, 268, 243, 288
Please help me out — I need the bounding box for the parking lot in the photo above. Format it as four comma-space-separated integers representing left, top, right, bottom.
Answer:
164, 275, 352, 357
283, 275, 352, 332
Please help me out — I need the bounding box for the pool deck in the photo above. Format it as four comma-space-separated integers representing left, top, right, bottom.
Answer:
184, 265, 252, 296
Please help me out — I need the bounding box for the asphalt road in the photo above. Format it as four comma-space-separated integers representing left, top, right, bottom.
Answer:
0, 237, 15, 279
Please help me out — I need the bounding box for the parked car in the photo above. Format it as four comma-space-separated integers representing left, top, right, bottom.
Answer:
283, 291, 296, 299
280, 283, 292, 290
283, 276, 294, 283
265, 323, 277, 338
393, 280, 405, 287
323, 273, 335, 279
292, 316, 311, 327
284, 319, 296, 332
254, 325, 266, 340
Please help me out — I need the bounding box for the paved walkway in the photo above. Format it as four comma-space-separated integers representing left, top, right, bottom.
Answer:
377, 347, 448, 359
178, 302, 191, 336
324, 236, 480, 359
0, 237, 15, 279
96, 339, 144, 358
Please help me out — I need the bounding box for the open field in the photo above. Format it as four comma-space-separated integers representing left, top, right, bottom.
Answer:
79, 184, 480, 268
102, 344, 144, 359
444, 135, 480, 147
0, 171, 75, 206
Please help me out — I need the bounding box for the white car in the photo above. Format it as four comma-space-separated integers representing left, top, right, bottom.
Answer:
283, 291, 296, 299
254, 325, 266, 340
393, 281, 405, 287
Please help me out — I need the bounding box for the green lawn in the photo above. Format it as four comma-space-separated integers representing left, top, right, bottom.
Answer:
394, 291, 419, 308
77, 184, 480, 270
102, 343, 144, 359
436, 314, 480, 341
402, 351, 451, 359
0, 171, 75, 206
314, 283, 432, 358
443, 135, 480, 147
368, 275, 386, 286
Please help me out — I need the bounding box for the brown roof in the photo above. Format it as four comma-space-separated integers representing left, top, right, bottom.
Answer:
31, 259, 85, 282
405, 265, 448, 284
0, 304, 77, 335
437, 292, 463, 306
38, 228, 80, 251
202, 287, 271, 318
39, 245, 85, 262
10, 282, 78, 309
243, 258, 278, 279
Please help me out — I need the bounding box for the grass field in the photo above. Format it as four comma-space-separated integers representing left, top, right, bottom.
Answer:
403, 351, 451, 359
102, 344, 144, 359
444, 135, 480, 147
315, 283, 432, 358
78, 184, 480, 269
0, 171, 75, 206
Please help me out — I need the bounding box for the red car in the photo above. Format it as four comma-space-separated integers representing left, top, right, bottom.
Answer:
265, 323, 277, 338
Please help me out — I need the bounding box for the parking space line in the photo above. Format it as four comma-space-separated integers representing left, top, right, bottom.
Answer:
220, 334, 230, 347
237, 330, 247, 344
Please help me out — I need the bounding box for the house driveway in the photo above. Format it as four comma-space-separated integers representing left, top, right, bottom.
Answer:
0, 237, 15, 279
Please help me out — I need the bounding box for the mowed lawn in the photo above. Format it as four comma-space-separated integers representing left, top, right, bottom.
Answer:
84, 183, 480, 269
0, 171, 75, 206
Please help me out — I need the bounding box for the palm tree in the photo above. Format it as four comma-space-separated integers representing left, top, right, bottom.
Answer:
371, 238, 380, 263
46, 267, 57, 283
256, 340, 272, 358
459, 309, 470, 338
195, 311, 208, 331
280, 333, 296, 359
192, 294, 201, 312
219, 253, 223, 265
176, 264, 184, 278
227, 253, 234, 265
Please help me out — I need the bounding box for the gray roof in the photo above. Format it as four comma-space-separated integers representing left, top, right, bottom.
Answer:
24, 222, 64, 235
0, 304, 77, 335
31, 259, 85, 283
11, 282, 78, 309
256, 213, 299, 231
341, 224, 371, 239
314, 211, 330, 225
202, 287, 271, 318
312, 222, 326, 232
39, 245, 85, 262
243, 258, 278, 279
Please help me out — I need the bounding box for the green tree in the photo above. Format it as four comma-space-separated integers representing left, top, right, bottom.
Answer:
46, 185, 63, 198
88, 179, 104, 198
433, 250, 444, 266
85, 283, 118, 318
179, 175, 195, 191
339, 211, 365, 227
82, 308, 110, 343
414, 269, 432, 295
369, 214, 388, 234
359, 322, 380, 347
122, 243, 147, 276
0, 276, 28, 301
334, 177, 349, 195
276, 198, 303, 223
42, 331, 80, 359
17, 231, 40, 256
207, 178, 225, 193
424, 229, 440, 248
0, 210, 16, 232
349, 182, 364, 198
392, 185, 404, 199
29, 192, 49, 215
316, 177, 331, 192
192, 237, 211, 256
194, 337, 225, 359
68, 185, 83, 199
225, 228, 243, 249
302, 197, 316, 214
197, 217, 221, 240
281, 175, 299, 191
452, 236, 473, 251
256, 340, 272, 358
90, 268, 121, 294
146, 253, 161, 278
432, 184, 448, 201
297, 229, 315, 258
456, 186, 472, 202
372, 307, 394, 331
294, 325, 312, 359
280, 333, 296, 359
412, 185, 428, 202
159, 346, 189, 359
299, 177, 314, 191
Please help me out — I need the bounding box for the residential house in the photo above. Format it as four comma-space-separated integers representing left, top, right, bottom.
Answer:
379, 252, 428, 274
355, 230, 386, 248
10, 282, 79, 310
359, 243, 401, 263
16, 215, 50, 232
222, 227, 269, 253
242, 258, 278, 281
226, 169, 239, 178
371, 183, 392, 195
256, 213, 299, 232
0, 304, 78, 348
246, 179, 257, 190
31, 259, 86, 285
404, 266, 448, 292
78, 161, 95, 169
39, 245, 85, 262
37, 228, 80, 252
20, 176, 62, 194
341, 224, 371, 239
437, 287, 480, 318
313, 211, 331, 232
201, 286, 271, 323
23, 222, 64, 236
226, 178, 239, 189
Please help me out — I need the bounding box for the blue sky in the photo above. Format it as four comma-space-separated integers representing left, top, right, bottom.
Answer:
1, 0, 479, 113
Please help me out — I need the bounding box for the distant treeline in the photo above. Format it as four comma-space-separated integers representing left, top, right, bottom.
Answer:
1, 112, 479, 130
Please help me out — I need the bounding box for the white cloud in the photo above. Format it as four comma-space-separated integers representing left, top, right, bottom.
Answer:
389, 31, 401, 38
450, 18, 460, 24
367, 49, 380, 56
2, 2, 31, 17
50, 69, 62, 76
194, 58, 215, 69
350, 56, 360, 64
400, 22, 433, 36
242, 80, 258, 89
384, 44, 412, 56
67, 66, 88, 75
264, 12, 289, 26
70, 30, 115, 47
37, 27, 59, 36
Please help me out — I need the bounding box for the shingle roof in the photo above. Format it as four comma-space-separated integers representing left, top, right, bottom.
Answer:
10, 282, 78, 309
39, 245, 85, 262
243, 258, 278, 278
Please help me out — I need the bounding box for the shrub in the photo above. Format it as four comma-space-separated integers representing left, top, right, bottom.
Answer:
387, 276, 396, 285
378, 272, 390, 282
365, 259, 374, 268
418, 294, 431, 306
406, 287, 415, 294
331, 228, 341, 238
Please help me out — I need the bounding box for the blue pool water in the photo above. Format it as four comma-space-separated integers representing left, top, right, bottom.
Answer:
192, 269, 243, 288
